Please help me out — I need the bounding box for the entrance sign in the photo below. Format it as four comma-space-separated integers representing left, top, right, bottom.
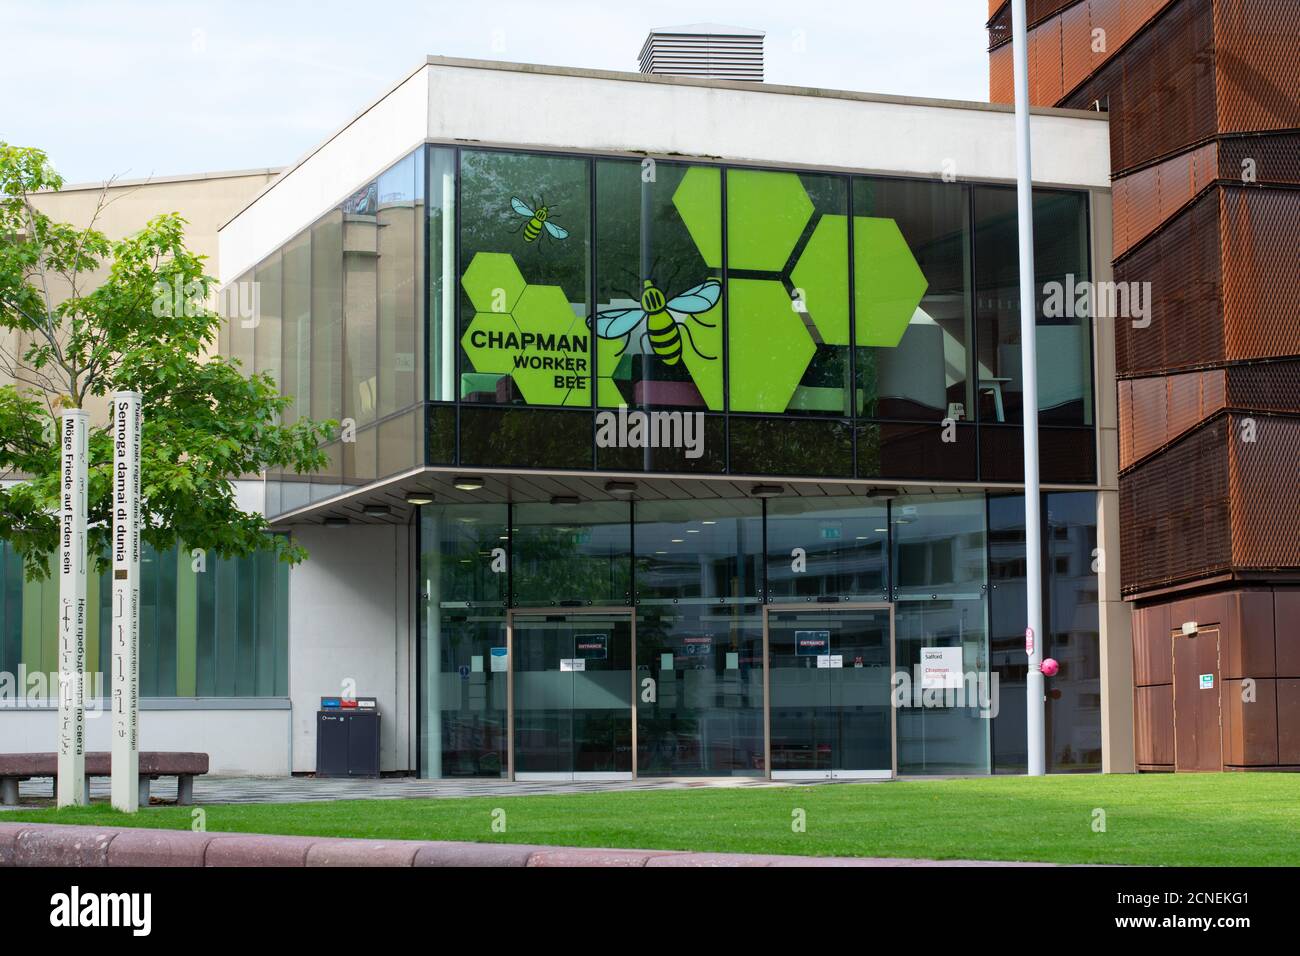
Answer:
921, 646, 963, 690
575, 634, 607, 660
57, 409, 89, 807
111, 392, 143, 812
795, 630, 830, 656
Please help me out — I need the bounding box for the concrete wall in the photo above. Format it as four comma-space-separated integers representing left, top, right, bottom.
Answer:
219, 56, 1111, 281
0, 706, 290, 776
1090, 187, 1136, 773
286, 524, 415, 773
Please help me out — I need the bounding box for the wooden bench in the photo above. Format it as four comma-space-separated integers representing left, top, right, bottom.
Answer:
0, 752, 209, 806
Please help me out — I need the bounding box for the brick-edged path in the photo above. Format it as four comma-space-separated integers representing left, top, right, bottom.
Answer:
0, 822, 1055, 867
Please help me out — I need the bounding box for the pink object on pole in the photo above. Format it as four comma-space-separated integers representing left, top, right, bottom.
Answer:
1040, 658, 1060, 678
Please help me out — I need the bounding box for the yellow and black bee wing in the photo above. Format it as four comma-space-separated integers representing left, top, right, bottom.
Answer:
591, 307, 647, 339
510, 196, 535, 218
664, 279, 721, 315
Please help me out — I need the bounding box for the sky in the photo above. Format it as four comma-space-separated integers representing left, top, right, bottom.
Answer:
1, 0, 992, 185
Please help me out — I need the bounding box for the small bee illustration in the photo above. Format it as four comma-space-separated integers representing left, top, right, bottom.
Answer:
591, 279, 721, 365
510, 196, 569, 243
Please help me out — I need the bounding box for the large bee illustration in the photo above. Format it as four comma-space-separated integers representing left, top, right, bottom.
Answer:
591, 278, 721, 365
510, 196, 569, 244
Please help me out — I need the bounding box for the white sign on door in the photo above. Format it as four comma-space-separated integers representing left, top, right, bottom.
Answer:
921, 646, 963, 689
560, 659, 586, 672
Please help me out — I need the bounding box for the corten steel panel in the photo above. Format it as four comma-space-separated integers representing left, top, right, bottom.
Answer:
1202, 364, 1227, 411
1218, 132, 1300, 186
1124, 375, 1169, 465
1173, 628, 1223, 770
1118, 379, 1135, 463
989, 42, 1014, 103
1063, 0, 1217, 175
1214, 0, 1300, 135
1120, 417, 1231, 593
1135, 683, 1175, 765
1222, 677, 1279, 765
1226, 359, 1300, 414
1228, 414, 1300, 570
1115, 190, 1224, 376
1221, 188, 1300, 362
1134, 604, 1174, 685
1279, 679, 1300, 763
1060, 0, 1099, 98
1276, 591, 1300, 676
1031, 17, 1064, 104
1216, 590, 1278, 678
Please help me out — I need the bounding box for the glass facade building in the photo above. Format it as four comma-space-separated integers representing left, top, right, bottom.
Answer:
235, 146, 1096, 510
211, 59, 1117, 779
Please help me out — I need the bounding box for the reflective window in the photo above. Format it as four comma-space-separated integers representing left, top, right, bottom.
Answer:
595, 160, 722, 412
427, 147, 456, 402
511, 501, 632, 607
727, 170, 851, 415
974, 186, 1092, 426
458, 150, 591, 407
634, 499, 762, 604
376, 152, 420, 418
892, 494, 990, 774
418, 504, 508, 778
0, 540, 287, 700
636, 607, 764, 776
280, 233, 311, 427
766, 497, 888, 602
855, 178, 971, 422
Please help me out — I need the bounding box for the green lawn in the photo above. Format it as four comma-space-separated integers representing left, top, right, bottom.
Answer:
5, 774, 1298, 865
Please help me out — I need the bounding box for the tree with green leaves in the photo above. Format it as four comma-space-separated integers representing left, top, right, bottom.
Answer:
0, 143, 333, 579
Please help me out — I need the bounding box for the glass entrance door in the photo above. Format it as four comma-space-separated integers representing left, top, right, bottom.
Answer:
510, 611, 634, 780
766, 606, 894, 779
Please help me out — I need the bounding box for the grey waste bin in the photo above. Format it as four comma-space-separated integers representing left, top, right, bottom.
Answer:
315, 697, 380, 778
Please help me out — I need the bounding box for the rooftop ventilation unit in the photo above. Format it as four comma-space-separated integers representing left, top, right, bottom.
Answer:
638, 23, 764, 82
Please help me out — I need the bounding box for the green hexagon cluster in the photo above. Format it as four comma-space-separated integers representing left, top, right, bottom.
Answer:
728, 278, 815, 413
726, 170, 813, 271
854, 217, 928, 347
790, 213, 850, 346
460, 252, 591, 407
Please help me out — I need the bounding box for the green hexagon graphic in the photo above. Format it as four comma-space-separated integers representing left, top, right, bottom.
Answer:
595, 336, 629, 407
461, 252, 526, 314
461, 312, 525, 374
790, 214, 850, 346
727, 170, 813, 272
854, 217, 928, 347
727, 278, 815, 413
509, 284, 590, 406
680, 301, 723, 411
671, 167, 722, 269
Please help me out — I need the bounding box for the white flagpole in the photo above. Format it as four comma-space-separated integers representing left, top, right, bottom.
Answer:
57, 408, 89, 807
111, 392, 143, 811
1011, 0, 1046, 776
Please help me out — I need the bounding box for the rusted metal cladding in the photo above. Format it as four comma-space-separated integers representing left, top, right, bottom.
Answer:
1119, 369, 1228, 469
1115, 189, 1224, 376
1218, 131, 1300, 185
1112, 141, 1218, 257
1064, 0, 1217, 175
989, 41, 1014, 103
988, 0, 1178, 106
1214, 0, 1300, 134
1220, 187, 1300, 361
1228, 413, 1300, 570
1121, 417, 1233, 593
1225, 359, 1300, 413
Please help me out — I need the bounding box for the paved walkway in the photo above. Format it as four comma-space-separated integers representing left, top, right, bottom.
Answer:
7, 773, 865, 807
